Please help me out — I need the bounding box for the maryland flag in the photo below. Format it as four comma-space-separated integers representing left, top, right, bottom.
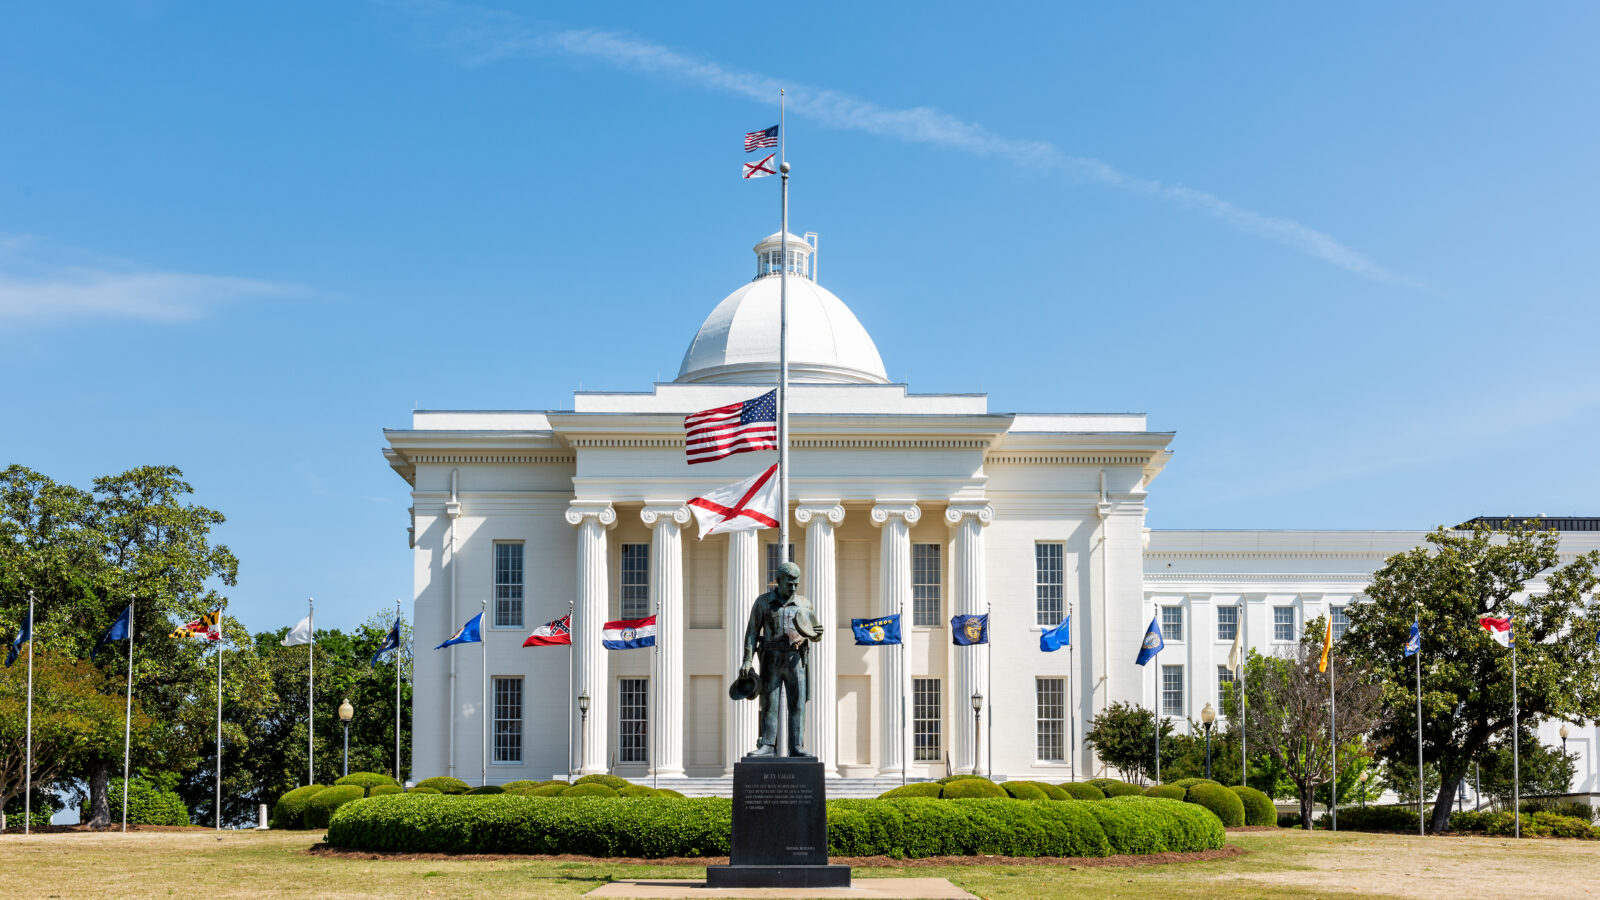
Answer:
1318, 615, 1333, 673
172, 610, 222, 641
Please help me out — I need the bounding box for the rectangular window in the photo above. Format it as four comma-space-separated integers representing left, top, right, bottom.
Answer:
1036, 677, 1066, 762
1035, 543, 1064, 627
912, 543, 942, 627
1331, 606, 1350, 641
1217, 665, 1237, 709
620, 543, 650, 620
1161, 665, 1184, 717
764, 542, 795, 589
1217, 606, 1238, 642
912, 678, 942, 762
618, 677, 649, 764
1161, 605, 1184, 642
493, 542, 524, 628
492, 677, 523, 763
1273, 607, 1295, 642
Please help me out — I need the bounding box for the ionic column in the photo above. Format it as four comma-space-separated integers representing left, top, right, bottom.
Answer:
725, 529, 760, 772
796, 502, 844, 775
642, 504, 690, 778
871, 501, 919, 776
565, 502, 615, 775
946, 502, 992, 775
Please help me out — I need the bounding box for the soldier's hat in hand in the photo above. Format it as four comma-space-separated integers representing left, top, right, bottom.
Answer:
728, 670, 760, 701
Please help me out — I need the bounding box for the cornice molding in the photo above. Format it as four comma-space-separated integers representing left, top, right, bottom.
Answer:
1144, 572, 1373, 585
870, 501, 922, 526
1146, 551, 1391, 561
405, 453, 575, 465
987, 453, 1153, 466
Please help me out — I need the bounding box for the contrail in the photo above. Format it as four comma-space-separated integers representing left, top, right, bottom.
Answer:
395, 0, 1416, 286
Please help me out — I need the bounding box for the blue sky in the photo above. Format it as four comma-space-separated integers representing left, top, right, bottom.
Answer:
4, 2, 1598, 633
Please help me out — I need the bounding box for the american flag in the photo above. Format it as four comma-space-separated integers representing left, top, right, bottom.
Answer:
744, 125, 779, 152
685, 389, 778, 464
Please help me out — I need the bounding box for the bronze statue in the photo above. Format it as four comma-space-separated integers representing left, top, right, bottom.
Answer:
731, 560, 822, 757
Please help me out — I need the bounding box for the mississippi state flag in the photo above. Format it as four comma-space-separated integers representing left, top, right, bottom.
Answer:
1479, 615, 1513, 647
602, 615, 656, 650
523, 613, 571, 647
688, 464, 780, 539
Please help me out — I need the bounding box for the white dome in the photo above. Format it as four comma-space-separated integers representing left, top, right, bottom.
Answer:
676, 236, 889, 385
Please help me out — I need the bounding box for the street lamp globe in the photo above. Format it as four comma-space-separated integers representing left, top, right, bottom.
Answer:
578, 692, 590, 714
971, 691, 984, 713
1560, 723, 1570, 740
1201, 703, 1216, 728
339, 698, 354, 722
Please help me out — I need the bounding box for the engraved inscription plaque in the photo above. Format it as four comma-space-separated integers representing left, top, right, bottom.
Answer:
704, 757, 851, 888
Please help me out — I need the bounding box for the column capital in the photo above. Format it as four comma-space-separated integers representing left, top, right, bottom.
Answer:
565, 502, 616, 528
944, 502, 993, 527
794, 501, 845, 526
870, 500, 921, 527
640, 504, 691, 527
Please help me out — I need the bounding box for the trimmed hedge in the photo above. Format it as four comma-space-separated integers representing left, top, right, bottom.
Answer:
656, 788, 687, 800
531, 784, 568, 797
1317, 805, 1418, 833
941, 778, 1008, 799
1231, 786, 1276, 827
1014, 781, 1070, 801
561, 783, 620, 798
303, 785, 366, 829
501, 780, 548, 795
465, 785, 505, 795
1002, 782, 1050, 801
326, 795, 1225, 858
407, 787, 441, 795
1144, 784, 1185, 800
935, 774, 989, 785
270, 784, 325, 829
1170, 777, 1218, 789
575, 774, 631, 790
413, 776, 470, 795
1087, 779, 1143, 798
1059, 782, 1106, 801
619, 785, 656, 798
1186, 783, 1245, 828
334, 772, 400, 795
106, 777, 191, 827
878, 783, 943, 799
369, 785, 403, 797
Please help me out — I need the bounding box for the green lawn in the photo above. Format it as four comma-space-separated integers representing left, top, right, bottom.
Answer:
0, 827, 1594, 899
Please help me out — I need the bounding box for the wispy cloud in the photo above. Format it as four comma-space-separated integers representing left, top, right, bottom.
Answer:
393, 0, 1417, 287
0, 235, 305, 325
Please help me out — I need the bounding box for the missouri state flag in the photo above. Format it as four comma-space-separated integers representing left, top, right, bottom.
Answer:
852, 614, 902, 646
951, 613, 989, 645
602, 615, 656, 650
1479, 615, 1513, 648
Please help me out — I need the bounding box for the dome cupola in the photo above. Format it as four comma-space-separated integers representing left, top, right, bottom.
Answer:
675, 232, 889, 385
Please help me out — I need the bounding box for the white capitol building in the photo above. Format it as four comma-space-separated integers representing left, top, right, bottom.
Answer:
384, 231, 1599, 796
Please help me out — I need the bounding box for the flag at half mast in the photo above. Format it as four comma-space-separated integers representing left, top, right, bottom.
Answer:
687, 463, 780, 539
743, 153, 776, 180
684, 390, 777, 464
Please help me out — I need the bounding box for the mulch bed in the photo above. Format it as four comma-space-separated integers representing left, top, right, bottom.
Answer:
306, 844, 1245, 868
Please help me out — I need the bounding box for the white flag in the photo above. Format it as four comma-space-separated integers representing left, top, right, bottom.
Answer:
282, 614, 313, 646
1227, 629, 1243, 670
687, 464, 781, 540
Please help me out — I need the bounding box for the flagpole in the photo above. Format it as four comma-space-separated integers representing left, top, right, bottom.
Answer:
986, 600, 992, 780
1240, 607, 1248, 790
24, 590, 34, 835
482, 598, 488, 787
122, 596, 134, 833
396, 598, 403, 783
900, 639, 907, 787
1329, 650, 1337, 831
216, 606, 224, 831
1067, 602, 1075, 780
566, 601, 575, 782
777, 87, 790, 562
1415, 618, 1424, 836
1512, 616, 1520, 839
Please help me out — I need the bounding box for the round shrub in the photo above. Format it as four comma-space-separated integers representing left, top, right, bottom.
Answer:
1087, 778, 1143, 798
270, 784, 325, 829
935, 774, 990, 785
1059, 782, 1106, 801
106, 776, 191, 827
1170, 777, 1218, 789
655, 788, 687, 799
575, 773, 631, 790
878, 783, 943, 799
1185, 782, 1245, 827
1002, 782, 1049, 801
407, 787, 441, 795
1230, 786, 1275, 826
1144, 784, 1185, 800
335, 772, 400, 795
561, 783, 621, 798
940, 778, 1007, 799
501, 780, 547, 794
1016, 781, 1070, 801
369, 784, 403, 797
532, 783, 569, 797
303, 785, 365, 829
1100, 796, 1227, 852
413, 776, 470, 795
619, 785, 656, 798
465, 785, 505, 795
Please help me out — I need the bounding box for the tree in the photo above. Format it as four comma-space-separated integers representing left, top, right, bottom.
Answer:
1228, 618, 1385, 827
1084, 701, 1174, 784
1477, 726, 1576, 811
1345, 522, 1600, 833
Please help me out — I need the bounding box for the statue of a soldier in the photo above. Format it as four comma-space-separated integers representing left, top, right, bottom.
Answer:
730, 560, 823, 757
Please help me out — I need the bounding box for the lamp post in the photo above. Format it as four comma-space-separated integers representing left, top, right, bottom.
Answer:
1358, 769, 1369, 809
1201, 703, 1216, 780
971, 691, 984, 777
1560, 723, 1570, 757
338, 699, 354, 777
577, 691, 591, 780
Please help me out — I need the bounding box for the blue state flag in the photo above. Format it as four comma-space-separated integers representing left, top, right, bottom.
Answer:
852, 614, 902, 646
1134, 615, 1164, 666
5, 608, 30, 668
371, 618, 401, 665
1403, 621, 1421, 658
435, 612, 483, 650
1041, 616, 1070, 653
92, 604, 132, 663
951, 613, 989, 645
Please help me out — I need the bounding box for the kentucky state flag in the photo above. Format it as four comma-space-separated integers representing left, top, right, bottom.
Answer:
435, 612, 483, 650
1134, 615, 1164, 666
951, 613, 989, 645
852, 614, 902, 646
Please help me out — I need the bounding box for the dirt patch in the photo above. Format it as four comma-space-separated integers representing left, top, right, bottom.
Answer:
306, 843, 1244, 868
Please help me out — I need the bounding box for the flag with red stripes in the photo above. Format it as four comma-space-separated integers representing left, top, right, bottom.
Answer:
684, 389, 778, 464
688, 464, 781, 539
522, 613, 571, 647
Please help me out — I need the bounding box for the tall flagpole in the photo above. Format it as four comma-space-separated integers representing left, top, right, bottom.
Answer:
481, 597, 488, 787
24, 590, 34, 835
216, 606, 224, 831
986, 600, 993, 779
1512, 614, 1520, 839
396, 598, 404, 783
777, 87, 790, 562
1067, 601, 1075, 780
1415, 616, 1424, 836
1153, 605, 1161, 785
122, 596, 134, 833
308, 597, 315, 786
1329, 650, 1338, 831
566, 601, 574, 781
1240, 603, 1248, 790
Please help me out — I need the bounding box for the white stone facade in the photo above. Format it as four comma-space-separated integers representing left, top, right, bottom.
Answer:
383, 233, 1600, 794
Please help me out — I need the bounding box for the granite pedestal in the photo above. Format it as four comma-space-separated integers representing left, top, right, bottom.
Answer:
704, 757, 851, 889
